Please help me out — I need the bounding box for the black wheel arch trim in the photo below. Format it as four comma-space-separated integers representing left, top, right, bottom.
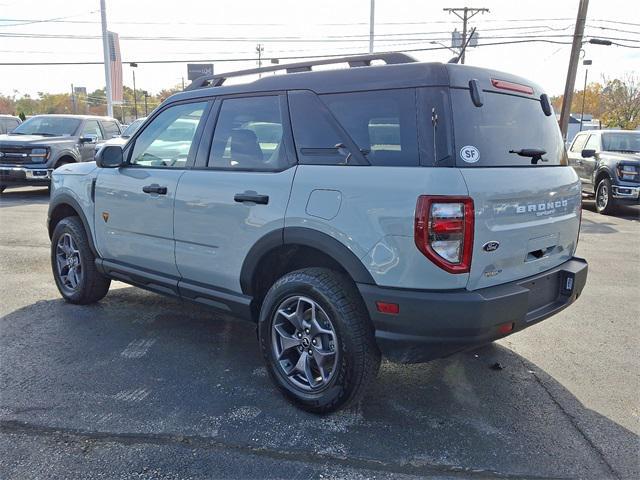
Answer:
48, 194, 97, 257
52, 149, 81, 165
239, 226, 376, 296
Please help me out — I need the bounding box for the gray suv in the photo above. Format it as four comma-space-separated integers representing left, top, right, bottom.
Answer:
0, 114, 121, 193
47, 53, 588, 412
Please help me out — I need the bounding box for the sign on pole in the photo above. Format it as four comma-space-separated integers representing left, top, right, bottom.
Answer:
187, 64, 214, 81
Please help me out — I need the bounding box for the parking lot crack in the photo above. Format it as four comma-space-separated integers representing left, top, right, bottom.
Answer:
0, 419, 563, 479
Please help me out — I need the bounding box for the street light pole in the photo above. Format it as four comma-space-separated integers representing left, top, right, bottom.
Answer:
579, 59, 592, 132
100, 0, 113, 117
130, 62, 138, 119
143, 91, 149, 116
369, 0, 375, 54
256, 44, 264, 77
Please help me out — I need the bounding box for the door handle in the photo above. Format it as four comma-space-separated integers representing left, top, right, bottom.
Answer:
142, 184, 168, 195
234, 192, 269, 205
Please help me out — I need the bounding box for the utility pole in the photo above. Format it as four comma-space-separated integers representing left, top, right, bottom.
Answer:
369, 0, 375, 54
256, 43, 264, 77
443, 7, 488, 64
100, 0, 113, 117
70, 84, 76, 114
143, 91, 149, 116
559, 0, 589, 140
129, 62, 138, 119
579, 59, 592, 132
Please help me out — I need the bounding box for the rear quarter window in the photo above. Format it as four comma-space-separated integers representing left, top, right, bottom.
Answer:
321, 89, 419, 166
451, 89, 565, 167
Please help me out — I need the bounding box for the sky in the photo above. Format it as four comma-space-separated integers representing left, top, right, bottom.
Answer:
0, 0, 638, 100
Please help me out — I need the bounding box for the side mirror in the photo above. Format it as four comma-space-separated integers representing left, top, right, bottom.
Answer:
581, 148, 596, 158
96, 145, 124, 168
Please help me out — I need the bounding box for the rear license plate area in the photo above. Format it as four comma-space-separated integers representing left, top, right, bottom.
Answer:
519, 272, 561, 312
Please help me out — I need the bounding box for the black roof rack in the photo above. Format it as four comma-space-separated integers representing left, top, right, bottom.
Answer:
185, 52, 417, 91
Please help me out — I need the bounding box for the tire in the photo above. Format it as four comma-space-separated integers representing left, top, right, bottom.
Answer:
258, 268, 380, 413
595, 177, 616, 215
51, 216, 111, 304
0, 186, 5, 194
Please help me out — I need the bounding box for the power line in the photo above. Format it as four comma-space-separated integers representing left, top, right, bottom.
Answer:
0, 10, 98, 27
0, 39, 593, 66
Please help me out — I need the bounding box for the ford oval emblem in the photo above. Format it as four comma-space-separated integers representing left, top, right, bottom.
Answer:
483, 241, 500, 252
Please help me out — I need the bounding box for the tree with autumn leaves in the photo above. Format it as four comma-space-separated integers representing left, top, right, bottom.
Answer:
0, 83, 182, 123
551, 74, 640, 130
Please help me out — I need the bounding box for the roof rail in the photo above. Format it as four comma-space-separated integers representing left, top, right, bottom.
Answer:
185, 52, 417, 91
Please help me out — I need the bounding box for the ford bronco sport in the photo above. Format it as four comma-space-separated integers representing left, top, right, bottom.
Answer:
48, 53, 588, 413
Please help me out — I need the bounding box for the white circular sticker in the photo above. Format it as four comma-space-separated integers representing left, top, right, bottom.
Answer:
460, 145, 480, 163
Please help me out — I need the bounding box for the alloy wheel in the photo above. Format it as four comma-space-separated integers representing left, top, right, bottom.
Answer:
55, 233, 83, 292
271, 295, 339, 391
597, 182, 609, 210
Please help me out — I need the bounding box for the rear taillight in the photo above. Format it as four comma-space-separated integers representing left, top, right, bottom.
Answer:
415, 196, 474, 274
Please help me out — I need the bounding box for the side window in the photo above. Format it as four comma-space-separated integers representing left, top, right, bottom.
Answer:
0, 119, 6, 134
9, 119, 20, 132
130, 101, 207, 168
288, 90, 346, 165
321, 89, 419, 166
570, 134, 588, 153
208, 96, 288, 170
101, 121, 120, 139
81, 120, 104, 140
584, 134, 599, 152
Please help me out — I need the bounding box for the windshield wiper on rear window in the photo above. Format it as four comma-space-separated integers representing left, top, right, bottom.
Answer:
509, 148, 548, 165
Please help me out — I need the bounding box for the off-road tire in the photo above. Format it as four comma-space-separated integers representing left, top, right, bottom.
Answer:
258, 267, 380, 413
51, 216, 110, 304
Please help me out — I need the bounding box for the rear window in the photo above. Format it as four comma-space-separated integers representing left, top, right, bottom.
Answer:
451, 90, 565, 167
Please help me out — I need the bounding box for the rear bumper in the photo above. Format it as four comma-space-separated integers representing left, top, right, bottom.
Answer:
358, 257, 588, 364
0, 165, 51, 186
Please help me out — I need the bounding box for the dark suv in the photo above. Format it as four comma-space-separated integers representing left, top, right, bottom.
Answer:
0, 114, 121, 193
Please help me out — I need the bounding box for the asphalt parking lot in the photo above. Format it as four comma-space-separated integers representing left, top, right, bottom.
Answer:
0, 187, 638, 480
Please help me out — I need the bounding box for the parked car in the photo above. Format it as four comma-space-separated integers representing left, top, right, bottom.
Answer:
96, 117, 147, 154
0, 114, 21, 134
0, 114, 121, 193
567, 129, 640, 214
47, 53, 588, 412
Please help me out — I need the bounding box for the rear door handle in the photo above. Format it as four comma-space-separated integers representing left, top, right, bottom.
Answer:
234, 193, 269, 205
142, 184, 168, 195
